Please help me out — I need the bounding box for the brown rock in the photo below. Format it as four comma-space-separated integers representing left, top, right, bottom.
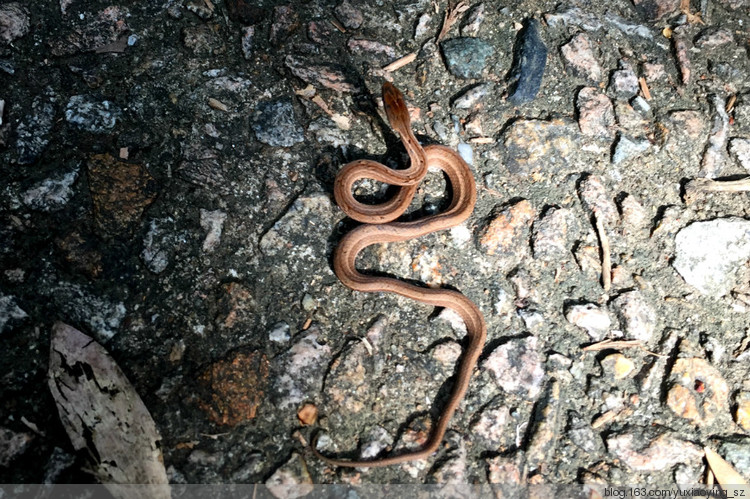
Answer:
297, 403, 318, 426
198, 350, 270, 426
216, 282, 256, 329
87, 154, 157, 237
735, 391, 750, 431
56, 231, 103, 278
478, 199, 536, 257
601, 353, 635, 379
346, 38, 396, 63
561, 33, 602, 83
666, 357, 729, 425
487, 456, 523, 484
577, 87, 615, 138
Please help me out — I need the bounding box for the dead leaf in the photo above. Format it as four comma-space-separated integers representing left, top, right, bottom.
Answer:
48, 322, 169, 498
704, 447, 748, 486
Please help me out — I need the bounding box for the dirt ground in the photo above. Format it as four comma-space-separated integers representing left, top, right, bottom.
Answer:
2, 0, 750, 489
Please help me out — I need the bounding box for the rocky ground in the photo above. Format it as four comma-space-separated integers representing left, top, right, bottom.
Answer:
1, 0, 750, 489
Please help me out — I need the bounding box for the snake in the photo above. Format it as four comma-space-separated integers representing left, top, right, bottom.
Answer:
312, 82, 487, 468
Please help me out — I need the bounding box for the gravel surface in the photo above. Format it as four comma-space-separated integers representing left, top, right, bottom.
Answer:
1, 0, 750, 488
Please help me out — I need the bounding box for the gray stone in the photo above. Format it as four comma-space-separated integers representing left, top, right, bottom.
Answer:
16, 97, 55, 165
22, 169, 79, 211
720, 440, 750, 476
141, 218, 185, 274
608, 61, 639, 101
0, 295, 28, 334
0, 427, 32, 467
612, 133, 650, 165
65, 95, 121, 133
0, 3, 30, 45
673, 218, 750, 298
441, 37, 494, 79
460, 3, 485, 37
507, 19, 547, 105
482, 335, 545, 400
271, 327, 331, 410
729, 137, 750, 172
251, 98, 304, 147
612, 290, 656, 342
452, 83, 490, 109
565, 303, 611, 340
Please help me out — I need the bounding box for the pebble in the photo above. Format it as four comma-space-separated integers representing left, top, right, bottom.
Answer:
268, 321, 291, 343
607, 61, 639, 101
477, 199, 535, 258
632, 0, 680, 19
271, 327, 331, 410
65, 95, 121, 133
22, 169, 79, 212
0, 3, 30, 45
576, 87, 615, 138
663, 110, 707, 161
720, 441, 750, 476
457, 142, 472, 165
567, 411, 601, 453
606, 430, 703, 471
307, 21, 332, 44
612, 133, 650, 165
501, 118, 579, 175
673, 218, 750, 298
729, 137, 750, 173
241, 26, 254, 60
561, 33, 602, 83
601, 353, 635, 380
611, 291, 656, 342
347, 38, 395, 63
269, 5, 299, 46
532, 207, 578, 261
736, 391, 750, 431
507, 19, 547, 105
695, 27, 735, 48
199, 209, 226, 253
251, 98, 304, 147
577, 174, 618, 227
618, 194, 649, 234
87, 154, 157, 236
472, 405, 511, 447
460, 3, 485, 37
666, 357, 729, 425
334, 0, 363, 29
452, 83, 490, 110
482, 335, 545, 400
414, 13, 432, 39
141, 218, 181, 274
700, 94, 730, 178
197, 350, 269, 426
0, 427, 32, 467
284, 55, 356, 92
441, 37, 494, 79
16, 96, 55, 165
0, 295, 28, 334
487, 456, 523, 484
265, 453, 313, 499
565, 303, 611, 340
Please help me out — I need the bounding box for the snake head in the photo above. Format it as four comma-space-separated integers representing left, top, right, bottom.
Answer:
382, 82, 411, 135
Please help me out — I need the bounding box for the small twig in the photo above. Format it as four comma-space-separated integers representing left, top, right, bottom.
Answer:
383, 52, 417, 72
435, 1, 469, 43
593, 211, 611, 292
208, 97, 229, 112
330, 18, 346, 33
684, 176, 750, 204
638, 77, 652, 101
727, 94, 737, 113
583, 339, 668, 358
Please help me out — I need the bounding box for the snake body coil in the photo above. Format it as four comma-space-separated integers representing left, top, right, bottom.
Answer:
315, 82, 487, 467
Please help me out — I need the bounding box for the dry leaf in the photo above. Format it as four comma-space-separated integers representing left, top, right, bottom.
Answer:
48, 322, 169, 499
704, 447, 748, 486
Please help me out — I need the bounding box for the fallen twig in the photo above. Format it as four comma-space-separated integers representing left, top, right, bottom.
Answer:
593, 211, 611, 292
583, 339, 667, 357
383, 52, 417, 72
638, 77, 651, 101
435, 1, 469, 43
684, 176, 750, 204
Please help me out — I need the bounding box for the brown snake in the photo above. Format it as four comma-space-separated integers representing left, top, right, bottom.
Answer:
312, 82, 487, 468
